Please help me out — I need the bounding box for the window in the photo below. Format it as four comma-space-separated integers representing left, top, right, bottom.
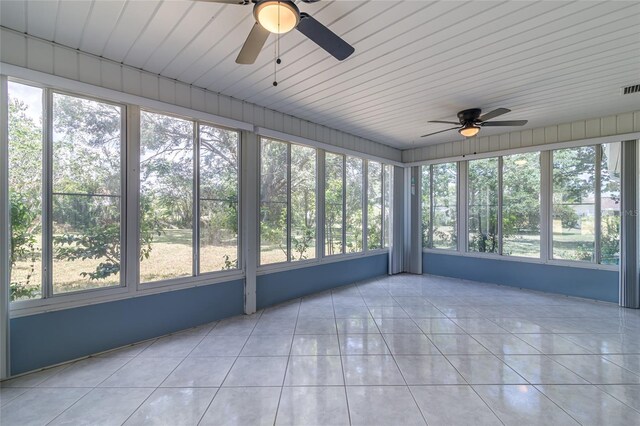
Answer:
199, 124, 240, 272
383, 164, 392, 248
552, 146, 596, 262
8, 83, 125, 300
325, 152, 344, 256
140, 111, 241, 282
345, 157, 363, 253
140, 111, 194, 282
8, 82, 43, 301
600, 143, 621, 265
467, 158, 498, 253
260, 138, 317, 265
259, 139, 288, 264
52, 93, 124, 294
502, 152, 540, 258
367, 161, 383, 250
432, 162, 457, 249
290, 144, 317, 261
421, 165, 432, 248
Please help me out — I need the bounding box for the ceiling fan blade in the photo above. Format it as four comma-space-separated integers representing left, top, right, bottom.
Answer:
420, 127, 459, 138
479, 108, 511, 122
482, 120, 528, 127
428, 120, 460, 125
296, 12, 354, 60
236, 23, 270, 64
196, 0, 249, 4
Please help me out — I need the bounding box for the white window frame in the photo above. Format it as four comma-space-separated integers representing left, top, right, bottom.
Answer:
137, 108, 243, 290
421, 141, 622, 272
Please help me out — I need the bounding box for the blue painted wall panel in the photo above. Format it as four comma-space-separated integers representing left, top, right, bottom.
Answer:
257, 254, 388, 309
423, 252, 618, 303
10, 279, 244, 375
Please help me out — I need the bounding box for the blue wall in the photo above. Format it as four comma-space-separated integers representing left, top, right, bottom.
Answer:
257, 254, 389, 309
10, 279, 244, 375
423, 252, 619, 303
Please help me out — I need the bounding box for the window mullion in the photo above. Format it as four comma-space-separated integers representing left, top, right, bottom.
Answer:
193, 122, 200, 276
317, 149, 325, 258
458, 161, 466, 253
540, 150, 552, 262
429, 165, 434, 249
125, 105, 140, 293
498, 156, 504, 255
342, 155, 347, 254
595, 145, 602, 264
43, 88, 53, 299
363, 160, 368, 253
287, 143, 292, 262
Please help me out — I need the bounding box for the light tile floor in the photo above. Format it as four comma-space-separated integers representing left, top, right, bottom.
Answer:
2, 274, 640, 425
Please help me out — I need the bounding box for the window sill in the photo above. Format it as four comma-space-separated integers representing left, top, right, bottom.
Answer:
257, 249, 389, 276
10, 270, 246, 318
422, 249, 619, 272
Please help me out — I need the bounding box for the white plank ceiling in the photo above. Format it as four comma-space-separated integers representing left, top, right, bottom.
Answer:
1, 0, 639, 149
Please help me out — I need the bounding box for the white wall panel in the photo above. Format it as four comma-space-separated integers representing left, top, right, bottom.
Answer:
53, 46, 77, 81
1, 28, 401, 162
403, 111, 640, 163
26, 37, 53, 74
0, 32, 26, 68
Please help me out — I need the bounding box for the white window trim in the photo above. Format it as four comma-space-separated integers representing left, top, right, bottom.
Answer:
421, 141, 623, 272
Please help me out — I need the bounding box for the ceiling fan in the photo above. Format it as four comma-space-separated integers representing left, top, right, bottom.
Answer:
421, 108, 528, 138
198, 0, 355, 64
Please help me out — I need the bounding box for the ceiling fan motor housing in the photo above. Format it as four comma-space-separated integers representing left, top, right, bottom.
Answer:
457, 108, 482, 124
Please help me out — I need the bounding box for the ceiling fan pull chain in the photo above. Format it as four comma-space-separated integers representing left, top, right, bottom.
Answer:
273, 1, 281, 86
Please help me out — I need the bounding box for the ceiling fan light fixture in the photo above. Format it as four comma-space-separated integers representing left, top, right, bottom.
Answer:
459, 123, 481, 138
255, 0, 299, 34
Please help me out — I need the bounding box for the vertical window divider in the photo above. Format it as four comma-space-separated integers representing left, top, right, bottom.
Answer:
595, 145, 602, 264
286, 143, 292, 262
317, 149, 325, 259
498, 156, 504, 255
0, 75, 8, 378
363, 159, 368, 253
193, 122, 200, 276
380, 164, 385, 247
125, 105, 140, 293
540, 150, 552, 262
118, 104, 128, 290
458, 160, 467, 253
342, 155, 347, 254
429, 165, 434, 249
43, 88, 53, 299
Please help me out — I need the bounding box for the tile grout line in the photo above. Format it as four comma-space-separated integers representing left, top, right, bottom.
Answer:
272, 297, 302, 426
196, 309, 265, 426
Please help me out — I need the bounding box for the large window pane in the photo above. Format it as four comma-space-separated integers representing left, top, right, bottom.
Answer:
552, 146, 596, 262
367, 161, 383, 250
468, 158, 498, 253
502, 152, 541, 258
383, 164, 392, 248
52, 93, 122, 294
291, 144, 316, 261
260, 139, 288, 264
8, 82, 43, 301
432, 162, 457, 249
600, 142, 621, 265
345, 157, 363, 253
421, 166, 432, 248
140, 111, 193, 282
325, 153, 344, 255
199, 124, 239, 272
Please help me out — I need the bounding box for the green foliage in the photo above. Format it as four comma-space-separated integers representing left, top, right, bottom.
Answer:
9, 194, 39, 300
